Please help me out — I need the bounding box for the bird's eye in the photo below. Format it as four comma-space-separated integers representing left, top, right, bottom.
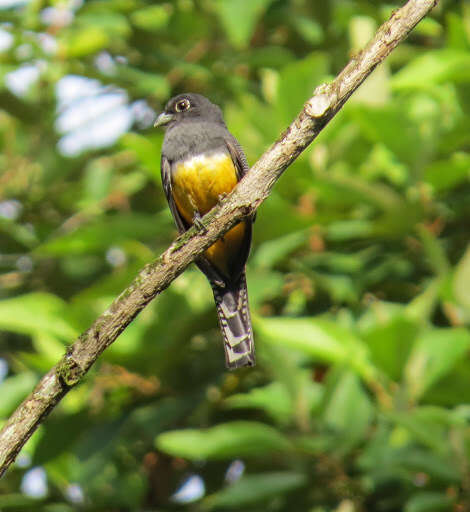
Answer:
175, 99, 190, 112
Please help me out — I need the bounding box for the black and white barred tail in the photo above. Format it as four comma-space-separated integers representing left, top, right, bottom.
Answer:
211, 273, 255, 370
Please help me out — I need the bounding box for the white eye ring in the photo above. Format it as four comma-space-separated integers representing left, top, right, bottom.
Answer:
175, 99, 190, 112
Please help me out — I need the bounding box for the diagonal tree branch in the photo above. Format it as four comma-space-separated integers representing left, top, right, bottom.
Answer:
0, 0, 437, 478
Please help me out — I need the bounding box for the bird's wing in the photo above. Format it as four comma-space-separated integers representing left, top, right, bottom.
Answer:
222, 136, 253, 279
225, 136, 249, 179
225, 135, 256, 224
161, 155, 188, 233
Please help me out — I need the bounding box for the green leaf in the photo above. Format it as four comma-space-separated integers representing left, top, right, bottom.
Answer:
424, 153, 470, 192
0, 293, 77, 340
59, 26, 109, 58
392, 50, 470, 90
116, 66, 170, 98
225, 382, 293, 424
216, 0, 275, 49
0, 373, 37, 417
292, 16, 323, 45
251, 229, 309, 269
156, 421, 291, 460
311, 272, 357, 303
325, 219, 374, 241
0, 494, 43, 509
245, 269, 284, 308
405, 492, 454, 512
349, 104, 422, 165
446, 12, 470, 50
120, 133, 162, 180
454, 246, 470, 315
82, 158, 113, 206
74, 418, 127, 482
31, 332, 68, 364
245, 46, 295, 68
204, 472, 306, 509
322, 370, 373, 451
131, 5, 172, 31
361, 313, 419, 380
78, 12, 131, 38
416, 225, 450, 276
358, 422, 460, 483
256, 316, 376, 380
36, 212, 171, 256
399, 448, 461, 482
276, 53, 329, 122
411, 17, 443, 39
0, 218, 39, 248
388, 406, 458, 453
33, 413, 89, 465
405, 328, 470, 400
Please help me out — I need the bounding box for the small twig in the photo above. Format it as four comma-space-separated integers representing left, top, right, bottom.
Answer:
0, 0, 438, 478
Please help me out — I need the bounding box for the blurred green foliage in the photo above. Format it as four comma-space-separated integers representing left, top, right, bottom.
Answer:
1, 0, 470, 510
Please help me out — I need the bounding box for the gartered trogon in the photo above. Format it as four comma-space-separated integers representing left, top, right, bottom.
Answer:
154, 93, 255, 369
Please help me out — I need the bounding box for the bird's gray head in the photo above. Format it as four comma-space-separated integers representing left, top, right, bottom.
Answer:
154, 93, 224, 129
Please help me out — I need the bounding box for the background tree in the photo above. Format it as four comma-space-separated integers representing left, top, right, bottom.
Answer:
0, 0, 469, 511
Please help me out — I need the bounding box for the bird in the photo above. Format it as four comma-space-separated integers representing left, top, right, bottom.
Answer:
154, 93, 255, 370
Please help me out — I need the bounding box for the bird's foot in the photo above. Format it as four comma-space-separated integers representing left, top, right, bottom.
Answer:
212, 278, 225, 288
193, 212, 207, 233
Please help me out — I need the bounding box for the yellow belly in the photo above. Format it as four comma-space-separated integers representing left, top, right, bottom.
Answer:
172, 152, 246, 277
173, 153, 238, 221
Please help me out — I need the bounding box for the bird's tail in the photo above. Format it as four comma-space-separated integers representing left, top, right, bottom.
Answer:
211, 272, 255, 370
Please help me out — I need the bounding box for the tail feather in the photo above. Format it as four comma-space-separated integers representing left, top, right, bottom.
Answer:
211, 273, 255, 370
